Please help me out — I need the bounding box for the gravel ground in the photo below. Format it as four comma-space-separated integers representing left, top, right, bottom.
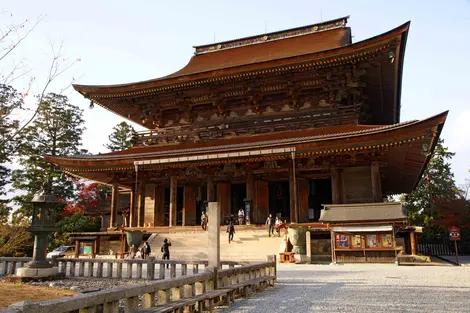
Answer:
25, 277, 142, 292
217, 263, 470, 313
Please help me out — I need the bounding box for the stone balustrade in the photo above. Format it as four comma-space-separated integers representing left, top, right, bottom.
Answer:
0, 257, 239, 280
5, 256, 276, 313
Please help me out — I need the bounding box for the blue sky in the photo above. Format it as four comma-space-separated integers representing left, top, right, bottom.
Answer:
2, 0, 470, 185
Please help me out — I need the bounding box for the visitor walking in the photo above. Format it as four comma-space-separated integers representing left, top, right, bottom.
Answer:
266, 214, 275, 237
201, 211, 208, 231
227, 220, 235, 243
238, 207, 245, 225
275, 216, 281, 237
143, 241, 151, 259
161, 238, 172, 268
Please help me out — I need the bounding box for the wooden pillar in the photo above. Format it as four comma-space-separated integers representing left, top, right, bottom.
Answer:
246, 171, 254, 224
75, 240, 80, 258
183, 185, 197, 226
331, 168, 341, 204
253, 180, 268, 224
129, 189, 135, 227
137, 181, 145, 227
371, 162, 383, 202
144, 184, 157, 227
155, 186, 166, 226
410, 232, 417, 255
297, 178, 309, 223
217, 183, 231, 223
207, 176, 215, 202
169, 176, 177, 227
289, 167, 298, 223
110, 183, 119, 228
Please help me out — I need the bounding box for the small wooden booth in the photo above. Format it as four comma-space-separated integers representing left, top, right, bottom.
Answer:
320, 202, 408, 263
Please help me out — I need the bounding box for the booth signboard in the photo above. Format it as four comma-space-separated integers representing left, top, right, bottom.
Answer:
450, 226, 460, 241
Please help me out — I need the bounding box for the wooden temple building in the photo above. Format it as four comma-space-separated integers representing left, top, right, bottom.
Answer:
45, 17, 447, 262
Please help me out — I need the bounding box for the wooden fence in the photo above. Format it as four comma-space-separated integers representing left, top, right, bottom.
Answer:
0, 257, 240, 280
418, 243, 469, 256
3, 256, 276, 313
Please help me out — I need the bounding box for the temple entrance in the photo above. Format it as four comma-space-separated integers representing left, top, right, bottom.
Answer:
164, 187, 184, 226
309, 179, 332, 221
268, 181, 290, 220
231, 183, 246, 215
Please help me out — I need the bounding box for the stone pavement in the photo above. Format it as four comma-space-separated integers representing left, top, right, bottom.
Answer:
217, 263, 470, 313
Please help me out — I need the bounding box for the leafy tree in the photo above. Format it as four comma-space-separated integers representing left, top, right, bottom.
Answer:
0, 84, 22, 195
405, 139, 457, 226
62, 182, 109, 216
52, 213, 100, 248
0, 224, 32, 256
104, 121, 137, 152
10, 93, 86, 223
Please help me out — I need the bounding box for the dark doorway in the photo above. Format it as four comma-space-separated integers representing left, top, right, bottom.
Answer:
309, 179, 332, 221
164, 187, 184, 226
268, 181, 290, 220
231, 184, 246, 215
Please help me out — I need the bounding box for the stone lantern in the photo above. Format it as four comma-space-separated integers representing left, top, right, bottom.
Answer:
16, 183, 60, 278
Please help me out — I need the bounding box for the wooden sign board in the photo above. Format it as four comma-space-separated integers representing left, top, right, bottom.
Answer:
450, 226, 460, 241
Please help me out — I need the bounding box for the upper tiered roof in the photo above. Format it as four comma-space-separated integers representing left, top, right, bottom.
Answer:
73, 18, 409, 126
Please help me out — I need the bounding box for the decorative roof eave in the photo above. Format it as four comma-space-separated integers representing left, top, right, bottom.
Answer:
73, 22, 410, 100
44, 110, 447, 170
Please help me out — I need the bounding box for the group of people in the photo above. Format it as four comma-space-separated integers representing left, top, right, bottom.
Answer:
128, 239, 172, 268
265, 214, 284, 237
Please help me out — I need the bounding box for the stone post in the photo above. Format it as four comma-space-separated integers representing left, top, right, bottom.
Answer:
306, 230, 311, 263
207, 202, 220, 288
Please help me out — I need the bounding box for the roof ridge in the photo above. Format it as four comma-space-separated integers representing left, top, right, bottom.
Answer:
193, 16, 349, 55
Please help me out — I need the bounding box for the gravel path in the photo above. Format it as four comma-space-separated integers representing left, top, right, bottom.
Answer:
217, 263, 470, 313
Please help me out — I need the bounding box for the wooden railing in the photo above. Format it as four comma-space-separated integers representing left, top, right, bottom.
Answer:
0, 257, 240, 280
5, 256, 276, 313
134, 104, 361, 146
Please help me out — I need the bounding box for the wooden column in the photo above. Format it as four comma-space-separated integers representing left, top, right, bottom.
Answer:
183, 185, 197, 226
297, 178, 309, 223
207, 176, 215, 202
155, 186, 166, 226
74, 240, 80, 258
289, 167, 298, 223
137, 181, 145, 227
110, 183, 119, 228
129, 188, 135, 227
410, 232, 417, 255
253, 180, 268, 224
169, 176, 177, 227
246, 171, 254, 224
144, 184, 157, 227
217, 183, 231, 223
371, 162, 383, 202
330, 168, 341, 204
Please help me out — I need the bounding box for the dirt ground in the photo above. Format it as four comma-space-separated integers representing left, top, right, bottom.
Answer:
0, 282, 78, 310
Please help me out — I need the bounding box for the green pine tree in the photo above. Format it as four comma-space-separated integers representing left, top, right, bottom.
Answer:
104, 121, 137, 152
11, 93, 86, 224
404, 139, 459, 241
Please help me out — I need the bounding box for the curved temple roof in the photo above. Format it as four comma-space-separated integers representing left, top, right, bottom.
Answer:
73, 20, 409, 106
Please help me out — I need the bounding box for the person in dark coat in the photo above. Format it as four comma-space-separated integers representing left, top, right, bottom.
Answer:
266, 214, 274, 237
144, 241, 151, 259
161, 238, 172, 268
227, 220, 235, 243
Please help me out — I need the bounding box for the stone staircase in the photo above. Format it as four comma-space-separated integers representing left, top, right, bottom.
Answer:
147, 228, 284, 263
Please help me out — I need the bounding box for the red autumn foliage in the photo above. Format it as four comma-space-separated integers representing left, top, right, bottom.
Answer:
433, 198, 470, 230
61, 183, 106, 217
